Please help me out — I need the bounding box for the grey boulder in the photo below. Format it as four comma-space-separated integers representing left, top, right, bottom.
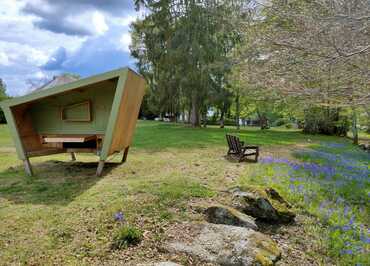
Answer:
164, 222, 281, 266
205, 204, 258, 230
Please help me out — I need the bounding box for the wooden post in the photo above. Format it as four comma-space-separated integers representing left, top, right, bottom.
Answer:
96, 160, 105, 176
121, 146, 130, 164
23, 158, 33, 176
70, 152, 76, 161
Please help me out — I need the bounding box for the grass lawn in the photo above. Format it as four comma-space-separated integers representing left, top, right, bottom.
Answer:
0, 121, 368, 265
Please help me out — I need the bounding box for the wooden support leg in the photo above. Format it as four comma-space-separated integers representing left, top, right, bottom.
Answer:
121, 146, 130, 164
23, 158, 33, 176
96, 160, 105, 177
70, 152, 76, 161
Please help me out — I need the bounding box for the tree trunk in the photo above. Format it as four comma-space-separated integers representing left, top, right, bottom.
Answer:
235, 91, 240, 130
366, 108, 370, 134
351, 107, 359, 145
202, 111, 207, 128
190, 92, 200, 127
257, 109, 268, 130
187, 108, 191, 124
220, 110, 225, 128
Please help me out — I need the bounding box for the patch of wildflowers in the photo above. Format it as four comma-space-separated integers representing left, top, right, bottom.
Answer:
258, 142, 369, 262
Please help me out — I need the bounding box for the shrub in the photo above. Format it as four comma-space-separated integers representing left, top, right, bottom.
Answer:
273, 118, 288, 127
303, 107, 349, 136
285, 123, 293, 129
111, 225, 143, 250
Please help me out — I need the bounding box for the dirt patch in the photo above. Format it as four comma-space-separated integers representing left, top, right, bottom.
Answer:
258, 214, 334, 266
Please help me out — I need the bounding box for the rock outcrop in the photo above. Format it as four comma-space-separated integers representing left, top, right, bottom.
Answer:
231, 186, 295, 223
164, 223, 281, 266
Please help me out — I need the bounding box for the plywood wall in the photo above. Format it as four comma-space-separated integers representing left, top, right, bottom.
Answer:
29, 79, 117, 135
109, 70, 145, 154
11, 104, 42, 152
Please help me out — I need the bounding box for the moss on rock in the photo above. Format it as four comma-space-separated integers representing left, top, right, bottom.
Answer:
231, 185, 295, 223
252, 232, 282, 266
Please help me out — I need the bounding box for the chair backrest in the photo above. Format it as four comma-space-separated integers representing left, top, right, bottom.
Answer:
226, 134, 233, 149
226, 134, 242, 153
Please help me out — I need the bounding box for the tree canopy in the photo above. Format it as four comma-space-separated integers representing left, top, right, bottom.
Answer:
130, 0, 370, 139
131, 0, 247, 126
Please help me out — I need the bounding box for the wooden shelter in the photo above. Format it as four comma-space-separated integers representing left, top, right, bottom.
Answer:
0, 67, 145, 176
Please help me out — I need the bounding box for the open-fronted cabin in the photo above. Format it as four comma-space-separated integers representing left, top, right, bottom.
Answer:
0, 67, 145, 176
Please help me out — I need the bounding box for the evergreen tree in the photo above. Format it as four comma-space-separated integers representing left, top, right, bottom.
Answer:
131, 0, 246, 127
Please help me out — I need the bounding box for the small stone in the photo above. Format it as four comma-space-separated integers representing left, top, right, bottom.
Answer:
232, 186, 295, 223
205, 205, 258, 230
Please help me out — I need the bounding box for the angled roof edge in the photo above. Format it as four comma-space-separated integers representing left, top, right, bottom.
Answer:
0, 67, 140, 108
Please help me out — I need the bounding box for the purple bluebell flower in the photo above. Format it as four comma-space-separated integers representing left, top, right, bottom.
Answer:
343, 206, 350, 217
319, 200, 329, 210
360, 226, 370, 244
340, 249, 353, 255
336, 196, 344, 204
114, 211, 125, 222
360, 236, 370, 244
325, 208, 334, 220
342, 225, 351, 231
349, 216, 355, 226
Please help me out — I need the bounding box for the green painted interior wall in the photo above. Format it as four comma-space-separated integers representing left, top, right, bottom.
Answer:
29, 80, 117, 135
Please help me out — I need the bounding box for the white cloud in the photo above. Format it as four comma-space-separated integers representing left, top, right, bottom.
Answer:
112, 14, 137, 27
92, 11, 109, 35
0, 52, 10, 66
33, 71, 46, 79
0, 41, 49, 66
119, 32, 132, 52
0, 1, 136, 96
62, 11, 109, 36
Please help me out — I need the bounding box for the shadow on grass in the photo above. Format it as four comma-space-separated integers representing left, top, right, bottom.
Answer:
223, 154, 259, 164
0, 160, 121, 206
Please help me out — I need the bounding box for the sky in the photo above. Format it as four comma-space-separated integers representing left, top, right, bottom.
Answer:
0, 0, 141, 96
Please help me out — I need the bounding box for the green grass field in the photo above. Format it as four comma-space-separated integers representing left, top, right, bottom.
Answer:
0, 121, 368, 265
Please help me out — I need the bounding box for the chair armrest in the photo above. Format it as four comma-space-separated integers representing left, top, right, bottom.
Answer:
242, 145, 259, 149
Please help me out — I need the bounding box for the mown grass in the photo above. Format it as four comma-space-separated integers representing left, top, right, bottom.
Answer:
132, 121, 342, 150
0, 121, 368, 265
